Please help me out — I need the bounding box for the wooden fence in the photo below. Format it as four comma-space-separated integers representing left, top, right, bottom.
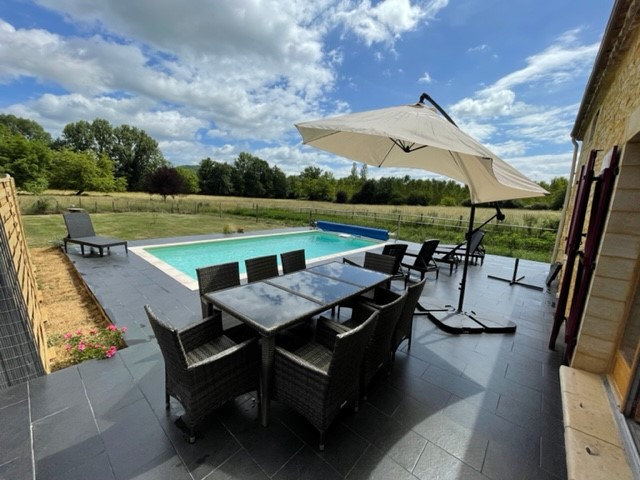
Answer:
0, 176, 48, 387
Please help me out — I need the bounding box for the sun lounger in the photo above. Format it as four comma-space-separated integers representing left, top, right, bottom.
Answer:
62, 212, 128, 257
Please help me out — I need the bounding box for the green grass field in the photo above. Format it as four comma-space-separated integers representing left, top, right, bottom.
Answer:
21, 190, 560, 262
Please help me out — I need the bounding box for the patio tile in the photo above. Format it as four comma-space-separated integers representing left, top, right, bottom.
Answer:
0, 455, 33, 480
122, 449, 192, 480
0, 238, 569, 479
98, 397, 177, 479
398, 401, 489, 471
206, 448, 270, 480
273, 445, 343, 480
0, 381, 27, 409
29, 366, 86, 421
0, 399, 31, 466
271, 402, 369, 476
482, 438, 557, 480
343, 403, 427, 472
219, 400, 304, 477
347, 444, 419, 480
164, 415, 244, 479
422, 364, 500, 413
413, 442, 488, 480
46, 452, 116, 480
32, 402, 105, 479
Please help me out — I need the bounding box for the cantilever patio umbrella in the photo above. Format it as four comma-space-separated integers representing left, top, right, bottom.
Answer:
296, 93, 548, 333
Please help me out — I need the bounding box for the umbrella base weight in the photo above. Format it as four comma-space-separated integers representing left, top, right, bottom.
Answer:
487, 258, 544, 292
426, 306, 517, 335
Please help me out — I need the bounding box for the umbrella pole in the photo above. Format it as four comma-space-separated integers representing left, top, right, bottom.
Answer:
456, 205, 475, 312
425, 203, 517, 334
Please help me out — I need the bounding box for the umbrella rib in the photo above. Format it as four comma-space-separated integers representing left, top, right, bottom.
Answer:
390, 138, 429, 153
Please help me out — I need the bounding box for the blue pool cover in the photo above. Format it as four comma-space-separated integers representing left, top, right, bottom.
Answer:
316, 221, 389, 241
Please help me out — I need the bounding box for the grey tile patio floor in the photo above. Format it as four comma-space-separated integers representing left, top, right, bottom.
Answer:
0, 229, 567, 479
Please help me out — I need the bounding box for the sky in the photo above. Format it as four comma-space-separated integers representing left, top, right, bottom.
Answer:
0, 0, 613, 183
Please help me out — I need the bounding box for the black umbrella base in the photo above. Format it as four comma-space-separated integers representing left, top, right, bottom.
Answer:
418, 303, 517, 334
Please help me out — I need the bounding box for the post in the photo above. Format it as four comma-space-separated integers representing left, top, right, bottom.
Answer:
457, 205, 475, 312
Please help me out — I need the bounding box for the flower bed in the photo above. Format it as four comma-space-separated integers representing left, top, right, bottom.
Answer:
63, 324, 127, 363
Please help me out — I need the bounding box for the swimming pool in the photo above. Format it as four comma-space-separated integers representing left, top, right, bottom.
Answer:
131, 230, 383, 290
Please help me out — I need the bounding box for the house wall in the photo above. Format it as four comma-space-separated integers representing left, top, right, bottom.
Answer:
562, 21, 640, 372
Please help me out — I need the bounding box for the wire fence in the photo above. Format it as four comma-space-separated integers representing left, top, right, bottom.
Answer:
20, 194, 558, 261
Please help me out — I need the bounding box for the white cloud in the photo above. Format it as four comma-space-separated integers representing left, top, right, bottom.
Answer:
466, 44, 489, 54
446, 29, 600, 174
418, 71, 432, 84
334, 0, 448, 46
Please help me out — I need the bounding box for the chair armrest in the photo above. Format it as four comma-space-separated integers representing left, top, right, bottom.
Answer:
316, 317, 349, 350
187, 337, 258, 373
179, 313, 223, 351
274, 347, 330, 398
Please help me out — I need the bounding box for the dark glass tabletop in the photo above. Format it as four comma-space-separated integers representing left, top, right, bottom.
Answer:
266, 270, 362, 305
307, 261, 390, 288
205, 282, 323, 336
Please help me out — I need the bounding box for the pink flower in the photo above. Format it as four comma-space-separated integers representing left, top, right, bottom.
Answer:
78, 343, 86, 351
64, 333, 73, 339
107, 324, 117, 332
89, 329, 97, 335
64, 343, 71, 350
121, 326, 128, 333
105, 345, 117, 358
76, 329, 83, 336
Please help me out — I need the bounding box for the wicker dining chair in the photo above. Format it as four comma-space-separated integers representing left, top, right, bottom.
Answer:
144, 305, 259, 443
272, 303, 378, 451
245, 255, 279, 283
390, 277, 427, 360
196, 262, 241, 318
338, 251, 396, 317
326, 288, 407, 392
280, 249, 306, 275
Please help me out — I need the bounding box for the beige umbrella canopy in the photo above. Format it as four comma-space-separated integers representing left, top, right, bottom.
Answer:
296, 94, 548, 333
296, 99, 547, 205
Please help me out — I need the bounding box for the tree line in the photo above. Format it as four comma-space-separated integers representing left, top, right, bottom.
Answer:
0, 114, 566, 209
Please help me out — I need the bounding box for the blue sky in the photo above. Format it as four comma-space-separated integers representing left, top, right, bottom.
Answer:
0, 0, 612, 182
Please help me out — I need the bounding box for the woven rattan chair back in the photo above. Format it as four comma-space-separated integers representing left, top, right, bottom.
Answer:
196, 262, 240, 317
362, 251, 396, 274
362, 289, 408, 387
145, 305, 189, 371
245, 255, 279, 283
280, 249, 306, 275
327, 304, 378, 378
391, 277, 427, 357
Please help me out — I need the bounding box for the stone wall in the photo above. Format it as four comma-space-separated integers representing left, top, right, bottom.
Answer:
560, 15, 640, 373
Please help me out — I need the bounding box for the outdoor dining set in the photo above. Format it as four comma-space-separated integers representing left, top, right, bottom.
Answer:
142, 243, 447, 450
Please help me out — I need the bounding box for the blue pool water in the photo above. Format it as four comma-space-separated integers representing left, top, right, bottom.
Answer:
142, 231, 381, 281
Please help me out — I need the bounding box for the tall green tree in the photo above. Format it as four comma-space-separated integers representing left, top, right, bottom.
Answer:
60, 120, 95, 152
48, 150, 117, 194
176, 166, 199, 194
198, 158, 235, 195
0, 114, 52, 144
0, 124, 51, 192
110, 125, 167, 191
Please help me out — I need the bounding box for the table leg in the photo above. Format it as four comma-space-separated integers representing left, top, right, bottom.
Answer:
259, 336, 275, 427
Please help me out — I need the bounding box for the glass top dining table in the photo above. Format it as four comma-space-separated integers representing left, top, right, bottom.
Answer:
204, 261, 391, 426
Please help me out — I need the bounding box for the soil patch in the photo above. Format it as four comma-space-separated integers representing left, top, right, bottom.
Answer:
31, 247, 111, 370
